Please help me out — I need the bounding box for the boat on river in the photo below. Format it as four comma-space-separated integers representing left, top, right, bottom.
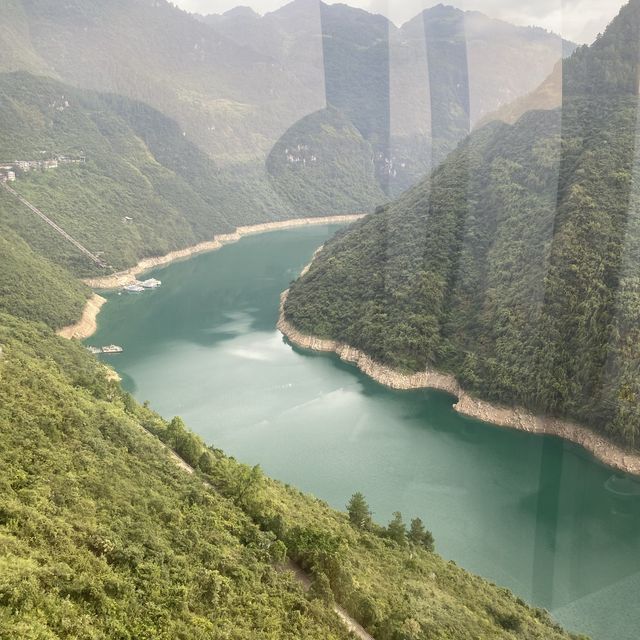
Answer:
101, 345, 124, 354
123, 283, 144, 293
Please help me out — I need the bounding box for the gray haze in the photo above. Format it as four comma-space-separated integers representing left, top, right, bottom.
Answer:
175, 0, 624, 44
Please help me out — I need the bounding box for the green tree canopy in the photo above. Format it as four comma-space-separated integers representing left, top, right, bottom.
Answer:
346, 491, 372, 529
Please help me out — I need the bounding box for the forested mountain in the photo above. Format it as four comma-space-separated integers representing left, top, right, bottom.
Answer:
1, 0, 572, 219
0, 72, 297, 278
266, 107, 385, 215
6, 0, 325, 164
0, 226, 89, 328
284, 0, 640, 447
206, 1, 574, 197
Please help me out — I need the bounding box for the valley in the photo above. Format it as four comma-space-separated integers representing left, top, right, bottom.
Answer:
90, 225, 640, 640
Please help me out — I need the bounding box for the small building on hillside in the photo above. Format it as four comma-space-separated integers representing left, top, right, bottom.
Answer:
57, 155, 86, 164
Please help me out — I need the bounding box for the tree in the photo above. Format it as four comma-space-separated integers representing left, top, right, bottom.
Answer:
386, 512, 406, 546
122, 393, 136, 414
270, 539, 287, 564
166, 416, 185, 449
346, 492, 372, 529
235, 464, 263, 506
408, 517, 435, 551
309, 571, 334, 605
176, 431, 202, 466
197, 450, 216, 475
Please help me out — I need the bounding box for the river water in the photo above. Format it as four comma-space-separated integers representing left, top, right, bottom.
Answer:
89, 225, 640, 640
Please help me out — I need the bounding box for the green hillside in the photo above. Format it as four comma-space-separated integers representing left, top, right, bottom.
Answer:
0, 315, 349, 639
2, 0, 572, 212
283, 0, 640, 447
205, 1, 573, 198
0, 71, 297, 277
266, 107, 385, 215
0, 311, 582, 639
0, 227, 89, 329
9, 0, 324, 165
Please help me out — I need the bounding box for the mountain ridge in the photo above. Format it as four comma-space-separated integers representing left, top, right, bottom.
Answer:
283, 0, 640, 448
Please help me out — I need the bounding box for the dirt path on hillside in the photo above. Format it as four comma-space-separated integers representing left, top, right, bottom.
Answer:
136, 424, 374, 640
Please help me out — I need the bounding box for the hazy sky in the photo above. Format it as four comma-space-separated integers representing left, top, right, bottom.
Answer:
174, 0, 625, 44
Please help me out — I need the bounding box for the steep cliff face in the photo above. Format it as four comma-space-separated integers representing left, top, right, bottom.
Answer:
283, 0, 640, 447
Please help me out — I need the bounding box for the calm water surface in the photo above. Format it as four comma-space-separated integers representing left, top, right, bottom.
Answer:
90, 225, 640, 640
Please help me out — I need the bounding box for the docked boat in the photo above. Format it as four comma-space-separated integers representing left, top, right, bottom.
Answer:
86, 346, 102, 355
101, 345, 124, 354
123, 283, 144, 293
140, 278, 162, 289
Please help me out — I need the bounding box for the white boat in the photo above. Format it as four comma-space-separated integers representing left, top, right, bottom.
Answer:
87, 346, 102, 355
140, 278, 161, 289
123, 284, 144, 293
101, 345, 124, 354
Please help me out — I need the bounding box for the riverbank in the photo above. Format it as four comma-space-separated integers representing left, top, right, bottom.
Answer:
57, 294, 107, 340
59, 214, 363, 341
277, 290, 640, 476
84, 215, 364, 290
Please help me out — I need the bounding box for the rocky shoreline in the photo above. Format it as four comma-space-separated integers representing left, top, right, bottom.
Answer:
277, 290, 640, 476
57, 294, 107, 340
58, 214, 363, 340
84, 215, 364, 290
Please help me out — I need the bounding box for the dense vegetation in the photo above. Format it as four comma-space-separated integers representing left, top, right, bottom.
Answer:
266, 107, 384, 215
0, 1, 604, 637
3, 0, 570, 203
0, 226, 89, 328
284, 0, 640, 446
7, 0, 323, 165
0, 315, 350, 639
0, 314, 582, 639
0, 71, 301, 276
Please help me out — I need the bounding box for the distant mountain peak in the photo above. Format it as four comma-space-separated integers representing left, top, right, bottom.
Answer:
270, 0, 322, 16
222, 6, 260, 19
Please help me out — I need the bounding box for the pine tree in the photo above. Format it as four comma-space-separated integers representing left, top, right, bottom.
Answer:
346, 492, 372, 529
386, 511, 406, 546
409, 517, 435, 551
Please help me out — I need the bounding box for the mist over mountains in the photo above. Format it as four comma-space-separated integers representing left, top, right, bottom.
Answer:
284, 0, 640, 448
2, 0, 571, 223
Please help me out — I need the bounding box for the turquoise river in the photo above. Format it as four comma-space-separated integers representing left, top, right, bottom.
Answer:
89, 224, 640, 640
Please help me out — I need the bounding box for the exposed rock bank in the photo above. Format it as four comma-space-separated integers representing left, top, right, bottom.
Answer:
84, 215, 364, 290
62, 214, 363, 342
278, 290, 640, 476
57, 294, 106, 340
